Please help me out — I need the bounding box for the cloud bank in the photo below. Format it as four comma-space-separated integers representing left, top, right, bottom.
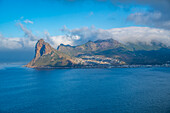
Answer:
61, 26, 170, 46
0, 25, 170, 50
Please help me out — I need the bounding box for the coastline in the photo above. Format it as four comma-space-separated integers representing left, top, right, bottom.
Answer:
24, 64, 170, 70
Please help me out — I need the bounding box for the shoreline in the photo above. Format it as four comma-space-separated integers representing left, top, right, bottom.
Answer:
26, 64, 170, 70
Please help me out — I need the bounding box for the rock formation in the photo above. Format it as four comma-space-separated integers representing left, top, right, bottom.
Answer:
25, 38, 170, 68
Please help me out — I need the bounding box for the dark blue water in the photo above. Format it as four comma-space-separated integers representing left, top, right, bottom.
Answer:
0, 64, 170, 113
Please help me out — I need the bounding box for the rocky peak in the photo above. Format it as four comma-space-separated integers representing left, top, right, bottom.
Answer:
34, 39, 54, 59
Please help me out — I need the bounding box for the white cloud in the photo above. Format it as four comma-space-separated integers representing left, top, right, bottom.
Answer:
44, 30, 80, 48
18, 23, 37, 41
0, 34, 37, 50
61, 26, 170, 46
23, 19, 34, 24
0, 38, 22, 49
108, 27, 170, 46
0, 26, 170, 50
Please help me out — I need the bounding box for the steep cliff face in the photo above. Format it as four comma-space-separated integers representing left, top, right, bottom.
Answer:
25, 39, 81, 68
34, 39, 55, 60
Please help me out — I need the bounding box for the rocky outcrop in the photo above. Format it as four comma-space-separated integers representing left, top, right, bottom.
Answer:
25, 39, 80, 68
25, 39, 54, 68
34, 39, 55, 60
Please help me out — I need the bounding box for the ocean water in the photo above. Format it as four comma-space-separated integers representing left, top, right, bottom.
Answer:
0, 64, 170, 113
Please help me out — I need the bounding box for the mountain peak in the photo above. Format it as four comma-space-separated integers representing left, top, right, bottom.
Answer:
38, 38, 45, 43
35, 39, 54, 59
25, 39, 81, 68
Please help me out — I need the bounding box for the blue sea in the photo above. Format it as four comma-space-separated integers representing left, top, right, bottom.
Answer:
0, 63, 170, 113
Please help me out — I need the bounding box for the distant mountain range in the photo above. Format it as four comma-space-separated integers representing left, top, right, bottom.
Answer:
25, 38, 170, 68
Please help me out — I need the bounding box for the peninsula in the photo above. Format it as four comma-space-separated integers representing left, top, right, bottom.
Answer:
25, 39, 170, 68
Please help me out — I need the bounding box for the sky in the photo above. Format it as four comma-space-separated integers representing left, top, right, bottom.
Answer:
0, 0, 146, 37
0, 0, 170, 62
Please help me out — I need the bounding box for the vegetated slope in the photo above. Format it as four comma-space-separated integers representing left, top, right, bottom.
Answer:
26, 38, 170, 68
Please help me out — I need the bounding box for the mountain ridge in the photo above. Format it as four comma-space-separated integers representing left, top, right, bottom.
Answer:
25, 38, 170, 68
